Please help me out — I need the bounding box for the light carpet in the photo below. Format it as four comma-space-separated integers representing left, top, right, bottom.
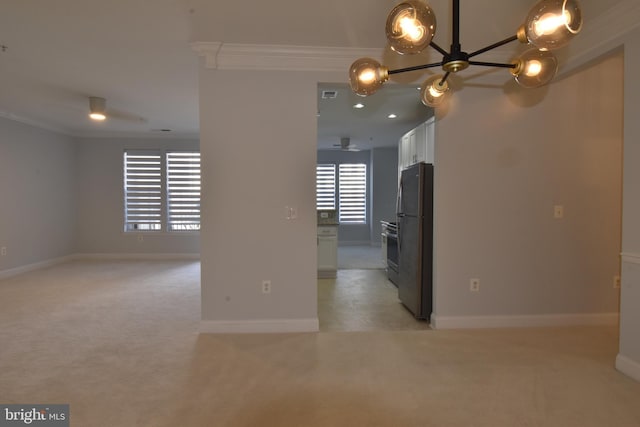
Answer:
1, 260, 639, 427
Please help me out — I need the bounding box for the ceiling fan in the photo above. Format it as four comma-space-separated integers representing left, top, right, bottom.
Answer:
332, 137, 360, 152
47, 96, 148, 124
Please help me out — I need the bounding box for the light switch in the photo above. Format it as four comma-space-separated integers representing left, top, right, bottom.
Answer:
285, 206, 298, 220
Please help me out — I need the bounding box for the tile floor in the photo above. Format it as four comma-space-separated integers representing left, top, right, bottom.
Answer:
318, 246, 430, 332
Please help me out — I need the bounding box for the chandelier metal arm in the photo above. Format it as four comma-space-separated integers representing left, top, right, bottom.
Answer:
388, 62, 443, 75
347, 0, 583, 103
468, 35, 519, 59
429, 41, 449, 57
468, 61, 517, 69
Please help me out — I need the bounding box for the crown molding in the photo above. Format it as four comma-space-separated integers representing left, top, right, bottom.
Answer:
71, 130, 200, 140
192, 1, 640, 76
191, 42, 381, 72
0, 110, 70, 136
561, 0, 640, 75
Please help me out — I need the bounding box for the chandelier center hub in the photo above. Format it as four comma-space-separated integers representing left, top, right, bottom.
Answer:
443, 60, 469, 73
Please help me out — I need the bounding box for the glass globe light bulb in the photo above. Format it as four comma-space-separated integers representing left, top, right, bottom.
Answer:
348, 58, 389, 97
386, 0, 436, 54
511, 49, 558, 88
420, 75, 450, 107
523, 0, 582, 50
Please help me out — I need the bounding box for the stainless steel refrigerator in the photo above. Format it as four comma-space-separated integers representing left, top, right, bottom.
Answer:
397, 162, 434, 320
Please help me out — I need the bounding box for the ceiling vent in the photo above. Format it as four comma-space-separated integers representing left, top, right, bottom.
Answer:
321, 90, 338, 99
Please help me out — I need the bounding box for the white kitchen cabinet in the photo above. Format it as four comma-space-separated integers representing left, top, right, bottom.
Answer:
398, 117, 435, 178
317, 226, 338, 278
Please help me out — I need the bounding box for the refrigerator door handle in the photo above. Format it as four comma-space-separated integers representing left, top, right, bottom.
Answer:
396, 173, 403, 216
396, 174, 404, 252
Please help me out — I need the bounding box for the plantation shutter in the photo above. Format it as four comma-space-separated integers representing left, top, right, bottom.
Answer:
124, 151, 162, 231
167, 152, 201, 231
338, 163, 367, 223
316, 164, 336, 210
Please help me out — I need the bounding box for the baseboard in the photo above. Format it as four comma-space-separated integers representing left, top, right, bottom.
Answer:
338, 241, 372, 247
430, 312, 619, 329
0, 255, 75, 280
74, 253, 200, 261
200, 318, 319, 334
616, 354, 640, 382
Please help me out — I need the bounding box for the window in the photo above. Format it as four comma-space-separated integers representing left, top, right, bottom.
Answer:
124, 151, 162, 231
338, 164, 366, 224
315, 162, 367, 224
166, 152, 201, 231
124, 150, 200, 232
316, 164, 336, 210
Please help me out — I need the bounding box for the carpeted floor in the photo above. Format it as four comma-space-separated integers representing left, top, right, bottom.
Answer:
1, 260, 640, 426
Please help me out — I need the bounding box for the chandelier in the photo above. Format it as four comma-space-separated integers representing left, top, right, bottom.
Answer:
348, 0, 583, 107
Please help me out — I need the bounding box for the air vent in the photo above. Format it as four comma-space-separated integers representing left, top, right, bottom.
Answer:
321, 90, 338, 99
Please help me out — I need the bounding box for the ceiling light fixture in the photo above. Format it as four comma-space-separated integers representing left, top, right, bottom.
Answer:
353, 103, 365, 109
349, 0, 582, 107
88, 96, 107, 121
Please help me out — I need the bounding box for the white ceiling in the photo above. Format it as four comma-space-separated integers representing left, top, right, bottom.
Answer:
0, 0, 619, 144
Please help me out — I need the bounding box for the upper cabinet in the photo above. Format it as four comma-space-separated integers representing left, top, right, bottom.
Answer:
398, 117, 435, 173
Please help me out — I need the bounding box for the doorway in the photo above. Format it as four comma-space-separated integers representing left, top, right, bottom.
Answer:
316, 82, 433, 331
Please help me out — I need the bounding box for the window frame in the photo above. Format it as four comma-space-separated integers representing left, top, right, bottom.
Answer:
123, 149, 201, 233
315, 162, 368, 225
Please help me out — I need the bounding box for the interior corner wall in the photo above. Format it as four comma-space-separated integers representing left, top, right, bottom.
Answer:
317, 149, 372, 245
371, 146, 399, 245
199, 68, 343, 329
0, 118, 77, 272
74, 137, 200, 255
432, 52, 623, 322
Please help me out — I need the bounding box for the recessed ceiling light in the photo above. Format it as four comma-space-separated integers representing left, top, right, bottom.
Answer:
388, 114, 397, 119
353, 103, 365, 109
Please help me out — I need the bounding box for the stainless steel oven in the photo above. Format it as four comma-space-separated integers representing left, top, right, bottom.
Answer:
385, 223, 399, 286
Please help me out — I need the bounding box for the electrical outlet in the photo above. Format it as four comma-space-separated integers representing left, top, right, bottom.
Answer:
614, 276, 621, 289
262, 280, 271, 294
554, 205, 564, 219
1, 246, 6, 256
470, 278, 480, 292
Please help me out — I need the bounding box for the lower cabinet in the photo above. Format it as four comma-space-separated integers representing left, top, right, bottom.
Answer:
317, 226, 338, 278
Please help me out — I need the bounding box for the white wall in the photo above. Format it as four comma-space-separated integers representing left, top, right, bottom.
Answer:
431, 53, 623, 326
75, 137, 200, 255
199, 68, 343, 332
317, 149, 371, 245
196, 55, 624, 334
316, 147, 398, 246
0, 119, 77, 272
371, 147, 399, 244
619, 27, 640, 381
